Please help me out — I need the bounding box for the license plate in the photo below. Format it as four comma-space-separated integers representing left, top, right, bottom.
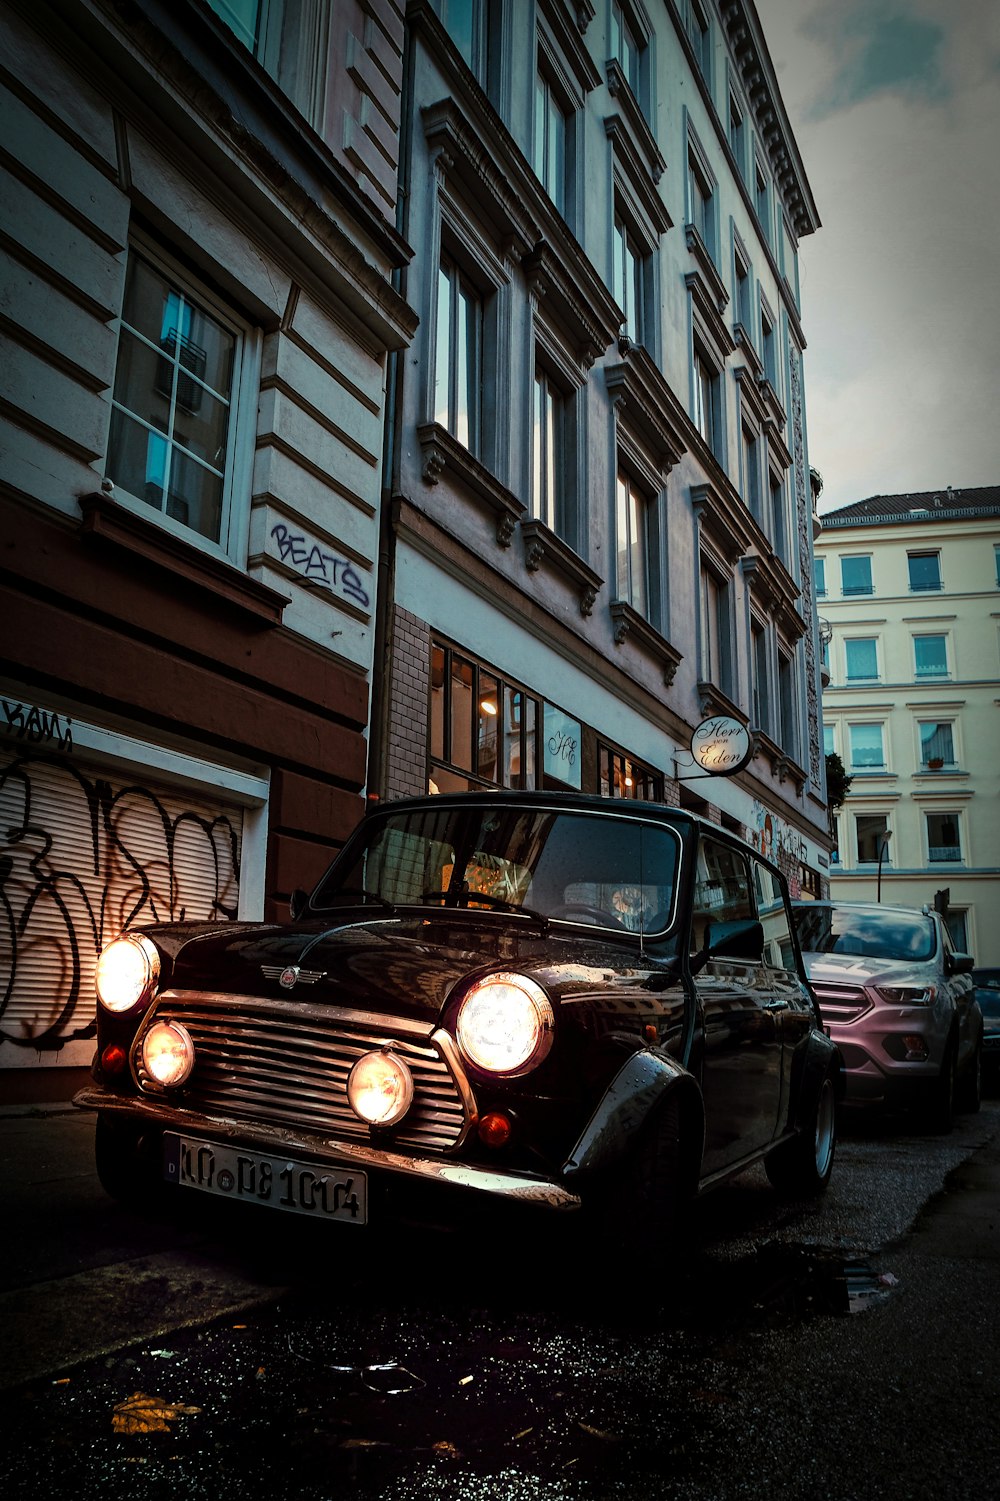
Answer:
163, 1133, 367, 1225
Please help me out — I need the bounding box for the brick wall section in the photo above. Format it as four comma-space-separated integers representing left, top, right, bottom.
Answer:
385, 605, 431, 800
661, 779, 681, 807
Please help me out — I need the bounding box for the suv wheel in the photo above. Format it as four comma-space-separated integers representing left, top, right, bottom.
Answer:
957, 1038, 983, 1115
923, 1039, 956, 1134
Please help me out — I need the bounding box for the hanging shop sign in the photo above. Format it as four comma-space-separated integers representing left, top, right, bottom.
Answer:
690, 716, 754, 777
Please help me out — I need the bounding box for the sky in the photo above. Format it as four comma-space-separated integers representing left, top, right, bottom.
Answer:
754, 0, 1000, 513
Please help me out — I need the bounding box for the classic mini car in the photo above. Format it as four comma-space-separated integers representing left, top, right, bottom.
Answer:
971, 969, 1000, 1086
76, 792, 840, 1251
793, 900, 981, 1129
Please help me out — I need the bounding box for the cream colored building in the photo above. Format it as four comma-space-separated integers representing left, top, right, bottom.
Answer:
815, 487, 1000, 966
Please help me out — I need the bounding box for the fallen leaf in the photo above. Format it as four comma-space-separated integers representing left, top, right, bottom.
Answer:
577, 1421, 621, 1443
112, 1391, 202, 1436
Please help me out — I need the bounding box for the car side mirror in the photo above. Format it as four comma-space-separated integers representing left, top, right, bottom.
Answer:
947, 951, 974, 975
706, 918, 765, 963
289, 888, 309, 921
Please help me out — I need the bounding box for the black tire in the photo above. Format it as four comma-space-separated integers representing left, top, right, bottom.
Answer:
598, 1095, 691, 1261
95, 1113, 149, 1203
765, 1069, 837, 1196
957, 1038, 982, 1115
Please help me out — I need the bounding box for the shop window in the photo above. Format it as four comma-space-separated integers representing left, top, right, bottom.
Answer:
598, 744, 663, 801
856, 813, 890, 864
840, 555, 873, 596
845, 637, 878, 682
108, 245, 254, 564
913, 633, 948, 679
908, 551, 942, 592
926, 811, 962, 863
429, 641, 540, 793
849, 722, 885, 770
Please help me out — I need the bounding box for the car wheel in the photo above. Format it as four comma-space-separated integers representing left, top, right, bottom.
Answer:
923, 1038, 956, 1134
764, 1069, 837, 1196
95, 1114, 149, 1203
601, 1095, 690, 1260
957, 1038, 982, 1115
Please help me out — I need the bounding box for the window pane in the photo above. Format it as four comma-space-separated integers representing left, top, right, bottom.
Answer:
856, 814, 889, 863
206, 0, 261, 50
430, 645, 446, 761
108, 410, 167, 511
532, 375, 543, 520
823, 724, 834, 756
629, 483, 647, 617
435, 265, 451, 429
920, 721, 953, 765
849, 723, 884, 768
845, 638, 877, 680
914, 635, 947, 676
477, 672, 499, 784
450, 655, 474, 772
616, 472, 630, 599
908, 552, 941, 591
112, 330, 172, 434
927, 812, 961, 862
173, 387, 230, 471
168, 449, 223, 541
814, 557, 826, 595
841, 556, 872, 595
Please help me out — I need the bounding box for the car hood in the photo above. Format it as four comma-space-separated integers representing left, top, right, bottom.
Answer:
142, 915, 659, 1026
801, 950, 937, 990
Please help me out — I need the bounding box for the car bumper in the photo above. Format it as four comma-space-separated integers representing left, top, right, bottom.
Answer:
825, 1012, 948, 1104
74, 1086, 582, 1213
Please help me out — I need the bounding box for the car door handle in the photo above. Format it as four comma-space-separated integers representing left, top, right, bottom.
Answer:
762, 999, 789, 1011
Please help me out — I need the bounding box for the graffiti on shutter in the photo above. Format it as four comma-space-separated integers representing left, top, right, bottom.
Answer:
0, 751, 242, 1058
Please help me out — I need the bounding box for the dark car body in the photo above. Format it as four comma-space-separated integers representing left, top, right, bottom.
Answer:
972, 969, 1000, 1083
76, 793, 840, 1247
793, 900, 981, 1128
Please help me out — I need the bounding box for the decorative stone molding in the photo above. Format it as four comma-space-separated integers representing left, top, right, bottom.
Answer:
697, 680, 747, 724
523, 241, 620, 373
422, 97, 540, 261
733, 322, 764, 381
754, 727, 808, 793
691, 481, 753, 564
604, 116, 673, 241
520, 518, 603, 616
609, 600, 683, 687
416, 422, 525, 548
79, 491, 288, 625
605, 346, 688, 476
537, 0, 601, 94
605, 59, 666, 182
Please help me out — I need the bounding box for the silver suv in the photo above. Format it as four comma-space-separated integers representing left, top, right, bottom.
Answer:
792, 901, 981, 1130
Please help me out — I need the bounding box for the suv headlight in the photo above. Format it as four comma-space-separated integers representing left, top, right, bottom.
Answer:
874, 984, 936, 1005
456, 972, 554, 1075
96, 935, 160, 1013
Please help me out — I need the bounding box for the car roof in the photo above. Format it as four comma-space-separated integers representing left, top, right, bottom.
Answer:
792, 899, 935, 919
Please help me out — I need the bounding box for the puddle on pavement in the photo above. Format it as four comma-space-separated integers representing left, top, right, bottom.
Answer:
676, 1243, 899, 1326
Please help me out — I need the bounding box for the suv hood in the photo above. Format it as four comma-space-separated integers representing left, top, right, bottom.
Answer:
801, 950, 937, 990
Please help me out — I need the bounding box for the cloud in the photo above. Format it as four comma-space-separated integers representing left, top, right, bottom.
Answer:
756, 0, 1000, 509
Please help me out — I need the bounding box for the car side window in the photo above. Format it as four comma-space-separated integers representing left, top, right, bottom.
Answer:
751, 860, 798, 972
692, 837, 753, 954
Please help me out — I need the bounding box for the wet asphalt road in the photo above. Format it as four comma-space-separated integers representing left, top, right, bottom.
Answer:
1, 1100, 999, 1499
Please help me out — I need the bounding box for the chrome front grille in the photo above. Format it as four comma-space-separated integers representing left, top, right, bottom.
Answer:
809, 981, 872, 1024
133, 991, 471, 1152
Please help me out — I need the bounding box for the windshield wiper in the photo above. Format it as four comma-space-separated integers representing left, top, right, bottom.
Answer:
327, 886, 397, 915
420, 888, 549, 928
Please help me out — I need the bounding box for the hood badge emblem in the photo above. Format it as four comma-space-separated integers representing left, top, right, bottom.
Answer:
261, 964, 325, 989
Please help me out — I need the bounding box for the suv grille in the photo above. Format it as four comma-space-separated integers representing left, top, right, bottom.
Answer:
809, 981, 872, 1024
133, 992, 471, 1152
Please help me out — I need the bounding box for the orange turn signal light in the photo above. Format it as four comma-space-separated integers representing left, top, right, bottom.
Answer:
101, 1044, 127, 1075
478, 1111, 512, 1148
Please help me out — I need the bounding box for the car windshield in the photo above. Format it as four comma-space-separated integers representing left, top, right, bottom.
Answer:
795, 905, 935, 963
312, 804, 681, 935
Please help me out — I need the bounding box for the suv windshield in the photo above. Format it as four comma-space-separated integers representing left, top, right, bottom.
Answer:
795, 904, 936, 963
312, 805, 681, 935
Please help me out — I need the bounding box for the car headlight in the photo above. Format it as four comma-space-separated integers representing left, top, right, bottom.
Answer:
141, 1020, 195, 1087
95, 935, 160, 1013
455, 972, 554, 1075
347, 1050, 414, 1126
874, 984, 936, 1005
